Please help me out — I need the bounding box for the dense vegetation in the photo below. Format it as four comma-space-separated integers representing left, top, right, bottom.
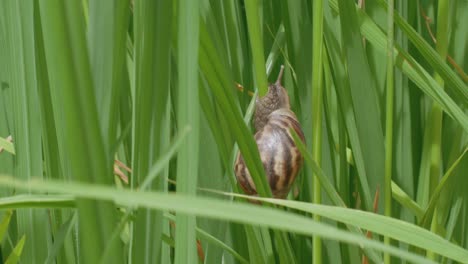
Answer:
0, 0, 467, 263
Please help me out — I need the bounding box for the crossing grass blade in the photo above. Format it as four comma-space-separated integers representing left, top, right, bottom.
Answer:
37, 1, 121, 263
0, 175, 448, 264
131, 1, 173, 263
1, 2, 50, 262
336, 0, 386, 212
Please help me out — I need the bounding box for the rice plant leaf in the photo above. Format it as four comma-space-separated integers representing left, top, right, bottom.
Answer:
0, 175, 439, 264
140, 126, 191, 191
244, 0, 268, 96
33, 0, 62, 183
375, 0, 468, 104
2, 1, 49, 262
165, 213, 249, 264
391, 182, 424, 219
252, 197, 468, 264
132, 1, 173, 262
311, 0, 325, 261
291, 129, 383, 263
323, 14, 373, 210
0, 210, 13, 240
335, 0, 385, 212
175, 0, 200, 263
420, 147, 468, 228
196, 227, 249, 264
5, 235, 26, 264
0, 195, 75, 209
132, 0, 172, 187
45, 213, 77, 264
38, 1, 121, 262
328, 0, 468, 133
88, 0, 130, 156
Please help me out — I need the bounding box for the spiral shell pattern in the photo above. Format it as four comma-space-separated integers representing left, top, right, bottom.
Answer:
235, 108, 305, 198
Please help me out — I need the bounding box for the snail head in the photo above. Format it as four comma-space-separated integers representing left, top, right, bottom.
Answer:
254, 65, 291, 131
266, 65, 290, 110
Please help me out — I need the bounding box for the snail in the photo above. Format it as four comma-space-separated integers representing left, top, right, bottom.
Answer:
234, 66, 305, 199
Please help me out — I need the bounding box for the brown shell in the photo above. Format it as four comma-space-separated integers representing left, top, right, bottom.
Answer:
235, 109, 305, 198
234, 66, 305, 199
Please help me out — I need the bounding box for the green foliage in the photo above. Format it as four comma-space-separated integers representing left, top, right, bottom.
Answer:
0, 0, 466, 263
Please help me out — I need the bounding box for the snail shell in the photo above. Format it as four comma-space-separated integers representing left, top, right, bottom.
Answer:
234, 66, 305, 199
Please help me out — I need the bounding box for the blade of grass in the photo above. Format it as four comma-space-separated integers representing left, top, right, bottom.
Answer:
427, 1, 450, 260
384, 0, 395, 262
391, 182, 424, 219
34, 3, 73, 261
291, 129, 383, 263
2, 2, 50, 262
323, 14, 373, 211
420, 147, 468, 228
164, 212, 249, 264
0, 195, 75, 209
249, 196, 468, 264
38, 1, 120, 262
336, 0, 385, 212
0, 175, 443, 264
374, 0, 468, 104
45, 213, 77, 264
175, 0, 200, 262
0, 210, 13, 240
88, 0, 130, 158
343, 2, 468, 134
326, 0, 468, 136
131, 1, 173, 262
312, 0, 325, 262
244, 0, 268, 96
5, 234, 26, 264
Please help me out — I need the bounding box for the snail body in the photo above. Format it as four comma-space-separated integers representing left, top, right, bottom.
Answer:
234, 66, 305, 199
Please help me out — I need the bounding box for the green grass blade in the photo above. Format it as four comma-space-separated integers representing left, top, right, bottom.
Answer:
37, 1, 120, 262
375, 0, 468, 104
384, 0, 395, 262
0, 210, 13, 239
335, 0, 385, 212
291, 129, 383, 263
391, 182, 424, 219
0, 195, 74, 209
254, 197, 468, 264
132, 1, 173, 262
331, 2, 468, 134
2, 2, 49, 262
420, 147, 468, 228
244, 0, 268, 96
5, 234, 26, 264
88, 0, 130, 156
0, 176, 446, 264
175, 0, 200, 262
34, 3, 72, 261
323, 15, 373, 210
45, 213, 77, 264
312, 0, 325, 262
427, 1, 450, 259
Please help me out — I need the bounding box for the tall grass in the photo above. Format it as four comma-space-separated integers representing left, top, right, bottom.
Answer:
0, 0, 467, 263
